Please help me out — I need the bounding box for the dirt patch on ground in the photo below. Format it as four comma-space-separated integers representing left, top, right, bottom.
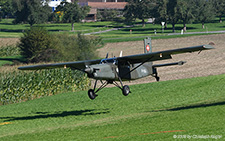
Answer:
0, 38, 19, 47
97, 34, 225, 85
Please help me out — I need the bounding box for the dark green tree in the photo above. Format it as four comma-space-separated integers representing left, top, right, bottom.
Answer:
177, 0, 195, 32
97, 9, 119, 21
211, 0, 225, 23
18, 27, 55, 63
166, 0, 180, 32
0, 0, 14, 19
12, 0, 51, 26
154, 0, 168, 28
192, 0, 215, 29
56, 1, 90, 31
123, 0, 136, 24
124, 0, 156, 27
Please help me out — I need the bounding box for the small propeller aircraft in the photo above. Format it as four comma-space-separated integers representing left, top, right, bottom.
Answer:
18, 37, 214, 100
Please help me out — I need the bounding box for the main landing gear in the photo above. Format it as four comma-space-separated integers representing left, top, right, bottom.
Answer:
153, 67, 160, 82
88, 79, 130, 100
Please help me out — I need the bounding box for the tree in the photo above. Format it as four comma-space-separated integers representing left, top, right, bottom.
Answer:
18, 27, 55, 63
124, 0, 156, 27
97, 9, 119, 21
212, 0, 225, 23
154, 0, 168, 28
192, 0, 215, 29
155, 0, 180, 32
12, 0, 51, 26
167, 0, 180, 32
177, 0, 195, 32
0, 0, 14, 19
56, 1, 90, 31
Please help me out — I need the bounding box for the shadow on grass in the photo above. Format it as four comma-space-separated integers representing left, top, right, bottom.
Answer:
0, 57, 27, 64
1, 109, 110, 122
0, 29, 26, 33
151, 101, 225, 112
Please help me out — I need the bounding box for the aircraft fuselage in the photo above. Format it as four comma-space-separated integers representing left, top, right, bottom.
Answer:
87, 62, 154, 81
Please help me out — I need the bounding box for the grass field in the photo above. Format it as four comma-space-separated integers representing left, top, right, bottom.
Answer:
0, 19, 118, 38
1, 18, 225, 41
0, 74, 224, 140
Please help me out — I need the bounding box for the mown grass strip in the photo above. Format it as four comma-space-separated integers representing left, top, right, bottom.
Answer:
0, 74, 224, 140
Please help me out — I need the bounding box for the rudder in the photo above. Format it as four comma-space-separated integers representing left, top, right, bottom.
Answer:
144, 37, 152, 53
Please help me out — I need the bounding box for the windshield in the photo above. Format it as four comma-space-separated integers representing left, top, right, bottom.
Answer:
100, 58, 117, 64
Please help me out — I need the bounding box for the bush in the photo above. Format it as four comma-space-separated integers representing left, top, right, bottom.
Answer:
18, 27, 103, 63
18, 26, 56, 63
50, 33, 103, 62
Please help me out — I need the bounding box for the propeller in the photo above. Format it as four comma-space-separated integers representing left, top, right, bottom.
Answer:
105, 53, 108, 59
119, 51, 123, 57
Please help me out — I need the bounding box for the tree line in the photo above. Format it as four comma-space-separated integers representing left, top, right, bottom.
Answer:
1, 0, 225, 32
124, 0, 225, 32
0, 0, 90, 31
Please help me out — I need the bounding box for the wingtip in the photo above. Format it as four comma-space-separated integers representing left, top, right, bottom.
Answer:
18, 66, 29, 70
203, 44, 215, 49
18, 66, 24, 70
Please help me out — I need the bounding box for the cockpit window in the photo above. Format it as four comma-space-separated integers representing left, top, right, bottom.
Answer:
100, 58, 117, 64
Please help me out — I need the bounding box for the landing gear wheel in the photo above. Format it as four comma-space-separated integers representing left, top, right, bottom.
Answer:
122, 85, 130, 96
88, 89, 97, 100
155, 76, 160, 82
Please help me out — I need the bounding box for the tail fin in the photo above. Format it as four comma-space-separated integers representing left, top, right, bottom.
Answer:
144, 37, 152, 53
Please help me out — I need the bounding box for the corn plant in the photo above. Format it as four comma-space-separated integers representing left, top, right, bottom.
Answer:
0, 69, 90, 105
0, 45, 21, 57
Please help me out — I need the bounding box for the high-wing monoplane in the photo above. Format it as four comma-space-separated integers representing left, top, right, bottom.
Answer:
18, 38, 214, 100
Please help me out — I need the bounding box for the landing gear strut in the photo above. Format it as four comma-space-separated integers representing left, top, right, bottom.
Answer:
87, 78, 130, 100
153, 67, 160, 82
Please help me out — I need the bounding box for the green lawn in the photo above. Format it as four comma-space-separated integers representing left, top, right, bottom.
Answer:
98, 21, 225, 42
1, 18, 225, 41
0, 74, 224, 140
0, 19, 120, 38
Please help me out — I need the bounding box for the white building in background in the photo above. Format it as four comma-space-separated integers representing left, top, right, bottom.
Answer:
48, 0, 72, 12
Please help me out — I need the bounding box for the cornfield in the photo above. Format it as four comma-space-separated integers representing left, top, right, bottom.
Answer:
0, 45, 21, 57
0, 69, 90, 105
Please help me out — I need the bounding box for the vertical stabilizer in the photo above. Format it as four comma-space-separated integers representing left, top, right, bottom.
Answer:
144, 37, 152, 53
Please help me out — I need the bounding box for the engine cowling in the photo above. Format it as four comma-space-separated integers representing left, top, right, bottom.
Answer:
85, 64, 116, 80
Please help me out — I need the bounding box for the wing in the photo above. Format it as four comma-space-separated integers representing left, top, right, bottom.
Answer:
117, 45, 214, 64
18, 45, 214, 70
18, 59, 102, 70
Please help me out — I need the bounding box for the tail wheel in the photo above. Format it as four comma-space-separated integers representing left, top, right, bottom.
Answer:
88, 89, 97, 100
122, 85, 130, 96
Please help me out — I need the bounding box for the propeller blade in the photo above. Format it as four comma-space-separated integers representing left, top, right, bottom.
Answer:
105, 53, 108, 59
119, 51, 123, 57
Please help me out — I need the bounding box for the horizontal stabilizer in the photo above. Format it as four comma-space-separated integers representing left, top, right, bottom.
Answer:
152, 61, 186, 68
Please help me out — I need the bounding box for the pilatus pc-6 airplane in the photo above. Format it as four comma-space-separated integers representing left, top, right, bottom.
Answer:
18, 38, 214, 100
